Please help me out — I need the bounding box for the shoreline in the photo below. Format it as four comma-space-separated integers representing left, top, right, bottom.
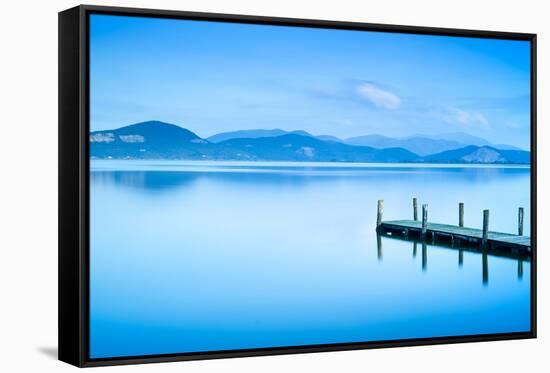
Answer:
90, 159, 531, 172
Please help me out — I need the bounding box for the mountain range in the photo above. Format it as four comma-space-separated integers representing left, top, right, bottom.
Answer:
208, 129, 522, 155
90, 121, 530, 164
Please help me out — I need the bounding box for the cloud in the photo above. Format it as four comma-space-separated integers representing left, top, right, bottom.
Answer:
356, 82, 401, 110
504, 121, 529, 129
440, 106, 489, 127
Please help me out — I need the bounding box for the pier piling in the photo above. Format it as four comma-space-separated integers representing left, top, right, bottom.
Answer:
459, 202, 464, 228
421, 204, 428, 238
377, 200, 384, 228
482, 210, 490, 248
413, 198, 418, 221
518, 207, 524, 236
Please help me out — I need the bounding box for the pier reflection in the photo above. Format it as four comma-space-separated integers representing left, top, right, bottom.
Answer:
482, 251, 489, 286
518, 260, 524, 280
377, 234, 383, 261
376, 234, 530, 285
422, 241, 427, 272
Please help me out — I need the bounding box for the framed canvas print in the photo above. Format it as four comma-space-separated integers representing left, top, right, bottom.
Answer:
58, 5, 537, 367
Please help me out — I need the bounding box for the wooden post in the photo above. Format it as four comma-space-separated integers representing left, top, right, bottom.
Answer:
422, 241, 427, 271
482, 251, 489, 285
517, 260, 524, 280
421, 204, 428, 238
518, 207, 524, 236
413, 241, 417, 258
376, 200, 384, 229
459, 202, 464, 228
376, 234, 383, 261
413, 198, 418, 221
482, 209, 489, 247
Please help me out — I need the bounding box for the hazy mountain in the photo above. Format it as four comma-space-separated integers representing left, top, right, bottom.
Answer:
207, 129, 314, 143
316, 135, 343, 143
215, 134, 418, 162
489, 144, 523, 151
345, 133, 523, 155
345, 134, 391, 147
345, 135, 466, 156
207, 128, 346, 144
90, 121, 529, 164
90, 121, 417, 162
429, 132, 522, 151
422, 145, 530, 164
207, 128, 523, 154
427, 132, 490, 146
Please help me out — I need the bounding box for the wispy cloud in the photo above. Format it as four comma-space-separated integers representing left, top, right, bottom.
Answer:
504, 120, 522, 129
356, 82, 401, 110
439, 106, 489, 127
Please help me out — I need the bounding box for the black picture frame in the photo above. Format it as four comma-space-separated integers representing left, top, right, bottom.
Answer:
59, 4, 537, 367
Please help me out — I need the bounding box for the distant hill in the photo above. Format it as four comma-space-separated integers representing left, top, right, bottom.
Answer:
90, 121, 529, 164
422, 145, 530, 164
90, 122, 417, 162
428, 132, 490, 146
209, 129, 524, 155
207, 128, 347, 144
207, 129, 314, 143
316, 135, 343, 143
429, 132, 522, 151
91, 120, 204, 144
345, 133, 524, 155
214, 134, 419, 162
345, 135, 466, 156
90, 121, 212, 159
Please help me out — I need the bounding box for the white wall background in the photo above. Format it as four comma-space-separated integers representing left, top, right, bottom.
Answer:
0, 0, 547, 371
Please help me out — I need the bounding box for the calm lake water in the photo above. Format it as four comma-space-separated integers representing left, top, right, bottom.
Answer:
89, 160, 531, 358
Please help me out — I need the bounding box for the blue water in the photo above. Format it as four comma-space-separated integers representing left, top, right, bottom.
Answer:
89, 161, 531, 358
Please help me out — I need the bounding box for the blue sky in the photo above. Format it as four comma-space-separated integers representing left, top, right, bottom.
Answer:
90, 14, 531, 148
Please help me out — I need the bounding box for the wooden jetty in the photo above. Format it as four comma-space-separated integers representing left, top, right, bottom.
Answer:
376, 199, 531, 254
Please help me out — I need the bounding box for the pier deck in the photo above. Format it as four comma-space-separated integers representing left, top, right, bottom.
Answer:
379, 219, 531, 252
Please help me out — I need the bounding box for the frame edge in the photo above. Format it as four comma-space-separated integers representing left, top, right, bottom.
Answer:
78, 3, 536, 40
59, 5, 85, 368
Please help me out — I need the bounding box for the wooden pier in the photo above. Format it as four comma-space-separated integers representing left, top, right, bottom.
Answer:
375, 199, 531, 254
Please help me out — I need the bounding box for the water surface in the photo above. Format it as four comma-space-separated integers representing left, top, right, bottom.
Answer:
90, 161, 531, 358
